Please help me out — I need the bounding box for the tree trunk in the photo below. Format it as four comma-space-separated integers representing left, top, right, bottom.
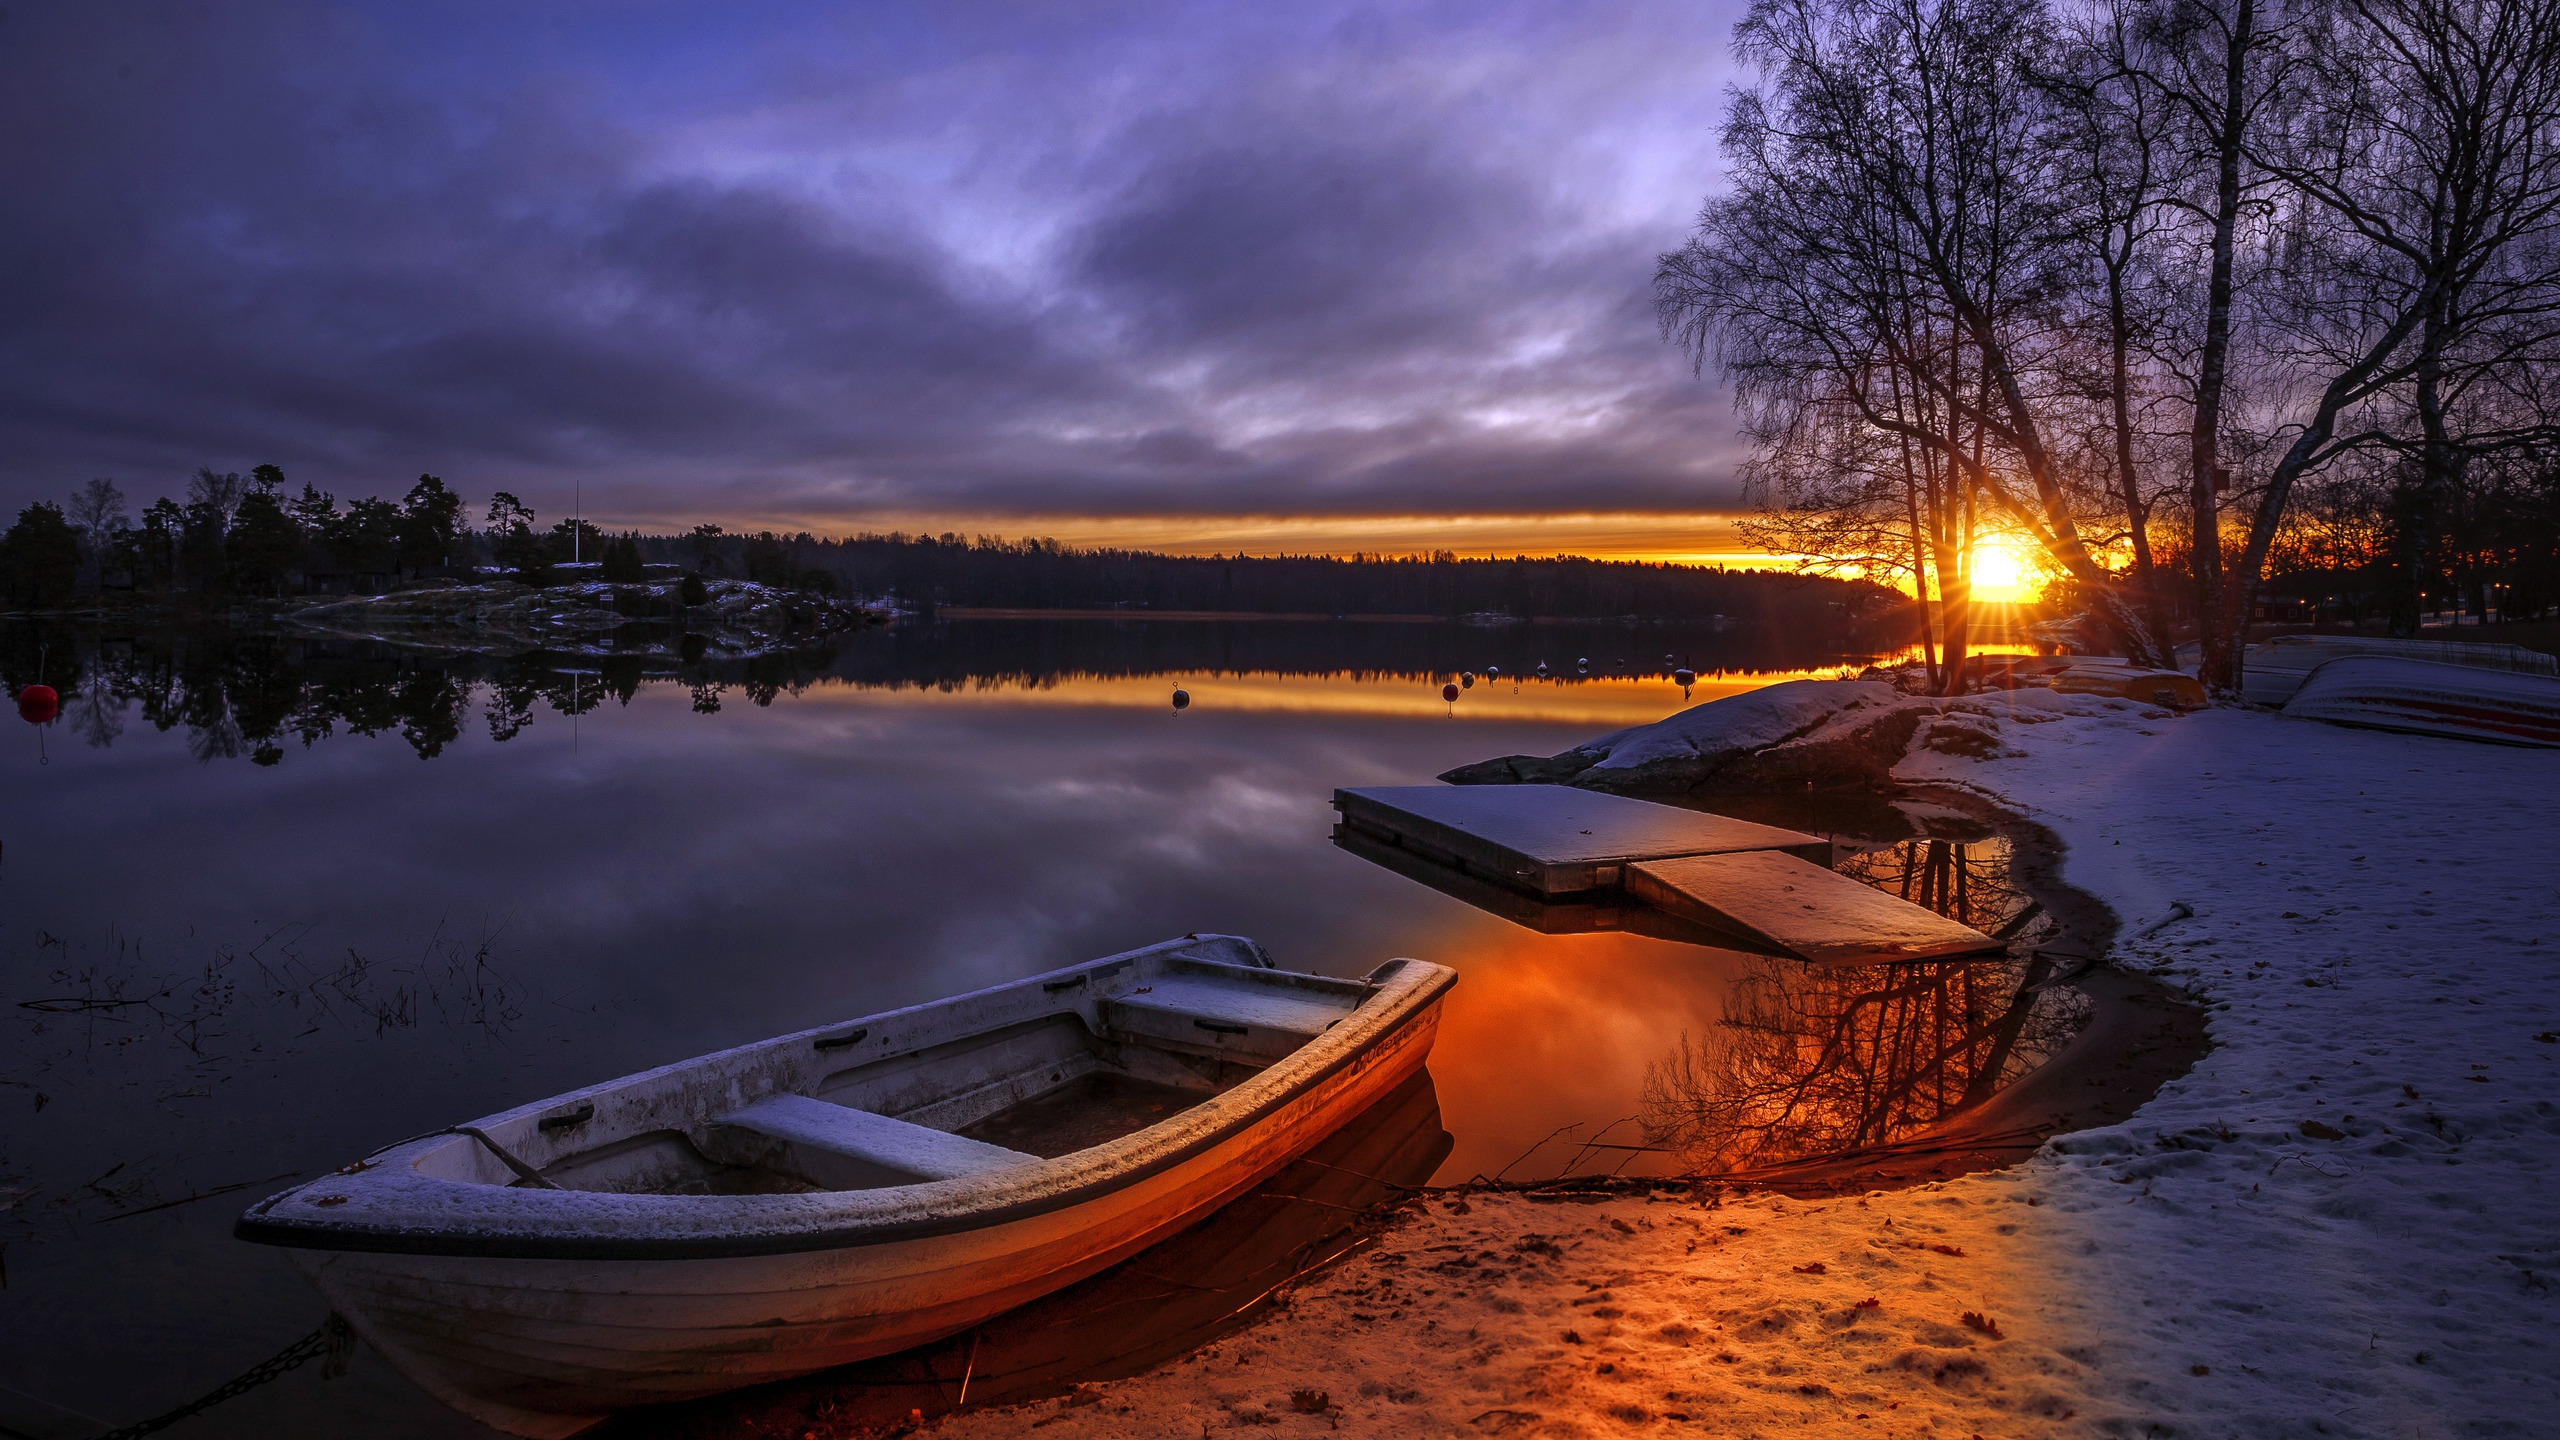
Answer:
2188, 0, 2254, 695
2387, 294, 2459, 638
2108, 261, 2172, 647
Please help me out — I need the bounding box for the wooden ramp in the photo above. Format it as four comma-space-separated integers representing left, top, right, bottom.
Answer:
1333, 785, 1830, 897
1626, 850, 2004, 964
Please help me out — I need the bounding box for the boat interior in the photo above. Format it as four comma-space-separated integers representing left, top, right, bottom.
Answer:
415, 945, 1379, 1199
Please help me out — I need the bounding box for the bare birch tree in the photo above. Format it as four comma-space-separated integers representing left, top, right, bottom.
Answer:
1671, 0, 2560, 695
1662, 0, 2180, 679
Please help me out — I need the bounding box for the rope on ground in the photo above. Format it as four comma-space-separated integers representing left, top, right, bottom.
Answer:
88, 1315, 353, 1440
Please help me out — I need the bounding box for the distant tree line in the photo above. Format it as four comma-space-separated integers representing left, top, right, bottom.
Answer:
652, 527, 1908, 628
3, 469, 1911, 627
0, 466, 653, 606
2251, 448, 2560, 626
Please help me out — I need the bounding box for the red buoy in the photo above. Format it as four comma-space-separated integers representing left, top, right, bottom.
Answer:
16, 684, 59, 725
1441, 683, 1460, 702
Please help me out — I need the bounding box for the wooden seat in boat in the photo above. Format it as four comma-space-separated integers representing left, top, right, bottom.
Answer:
712, 1094, 1036, 1190
1098, 976, 1349, 1064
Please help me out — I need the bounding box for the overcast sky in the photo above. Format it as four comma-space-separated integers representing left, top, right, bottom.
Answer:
0, 2, 1748, 541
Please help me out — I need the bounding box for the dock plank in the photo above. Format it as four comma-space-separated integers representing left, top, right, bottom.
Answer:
1330, 826, 1792, 951
1625, 850, 2005, 965
1333, 785, 1830, 897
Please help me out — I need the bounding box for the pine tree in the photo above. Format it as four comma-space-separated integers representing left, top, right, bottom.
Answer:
0, 502, 82, 606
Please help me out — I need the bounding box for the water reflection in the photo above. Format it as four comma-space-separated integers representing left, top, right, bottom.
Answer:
0, 613, 2040, 1437
1833, 833, 2034, 937
0, 629, 848, 764
0, 615, 1904, 766
1638, 953, 2085, 1173
1338, 795, 2076, 1182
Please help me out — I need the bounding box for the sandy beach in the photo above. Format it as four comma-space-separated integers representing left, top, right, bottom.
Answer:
913, 695, 2559, 1438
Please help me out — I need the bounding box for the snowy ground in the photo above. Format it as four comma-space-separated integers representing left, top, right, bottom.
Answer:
931, 699, 2558, 1439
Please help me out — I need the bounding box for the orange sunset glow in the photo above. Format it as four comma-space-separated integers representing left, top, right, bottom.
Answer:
1967, 533, 2044, 604
625, 511, 1801, 568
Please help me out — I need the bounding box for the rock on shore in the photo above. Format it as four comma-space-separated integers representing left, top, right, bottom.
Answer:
1440, 678, 1983, 793
270, 578, 887, 654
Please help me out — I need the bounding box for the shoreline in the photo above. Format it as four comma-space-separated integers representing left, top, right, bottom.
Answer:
1431, 789, 2209, 1203
616, 719, 2219, 1440
900, 694, 2554, 1438
1612, 790, 2209, 1200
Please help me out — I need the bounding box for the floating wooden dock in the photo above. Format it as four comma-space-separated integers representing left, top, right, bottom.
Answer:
1626, 850, 2005, 964
1331, 824, 1791, 951
1333, 785, 1831, 897
1333, 784, 2005, 965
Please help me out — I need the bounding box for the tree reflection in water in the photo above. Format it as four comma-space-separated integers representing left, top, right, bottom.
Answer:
0, 625, 842, 764
1639, 951, 2087, 1172
1638, 829, 2083, 1173
1832, 833, 2027, 935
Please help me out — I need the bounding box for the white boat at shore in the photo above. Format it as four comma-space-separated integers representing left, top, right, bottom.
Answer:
238, 935, 1455, 1438
2282, 655, 2560, 747
2239, 632, 2555, 707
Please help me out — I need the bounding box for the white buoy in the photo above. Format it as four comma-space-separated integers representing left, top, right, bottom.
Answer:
1171, 687, 1191, 711
1576, 657, 1589, 675
1673, 667, 1696, 688
1460, 672, 1474, 689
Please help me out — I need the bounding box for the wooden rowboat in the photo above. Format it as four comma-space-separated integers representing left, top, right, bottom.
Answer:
2241, 632, 2555, 707
237, 935, 1455, 1437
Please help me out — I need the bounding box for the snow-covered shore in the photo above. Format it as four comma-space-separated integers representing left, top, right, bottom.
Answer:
928, 695, 2558, 1438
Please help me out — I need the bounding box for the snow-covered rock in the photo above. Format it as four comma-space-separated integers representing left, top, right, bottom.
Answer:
1441, 678, 1926, 792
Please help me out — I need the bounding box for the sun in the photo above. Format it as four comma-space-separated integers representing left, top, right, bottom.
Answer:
1969, 535, 2038, 603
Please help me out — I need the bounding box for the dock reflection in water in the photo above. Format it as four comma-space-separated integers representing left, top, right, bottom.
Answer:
1338, 800, 2087, 1183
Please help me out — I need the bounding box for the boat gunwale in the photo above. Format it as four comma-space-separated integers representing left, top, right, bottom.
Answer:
236, 944, 1453, 1262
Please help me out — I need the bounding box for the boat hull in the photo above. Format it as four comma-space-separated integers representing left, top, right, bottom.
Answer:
2282, 655, 2560, 748
300, 1001, 1440, 1437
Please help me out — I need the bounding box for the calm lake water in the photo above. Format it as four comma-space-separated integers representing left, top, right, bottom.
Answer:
0, 616, 2058, 1437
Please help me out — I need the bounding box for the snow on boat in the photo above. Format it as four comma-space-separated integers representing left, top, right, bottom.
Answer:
2241, 632, 2555, 707
2282, 655, 2560, 748
237, 935, 1456, 1437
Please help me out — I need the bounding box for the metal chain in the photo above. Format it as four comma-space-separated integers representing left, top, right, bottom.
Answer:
90, 1315, 353, 1440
